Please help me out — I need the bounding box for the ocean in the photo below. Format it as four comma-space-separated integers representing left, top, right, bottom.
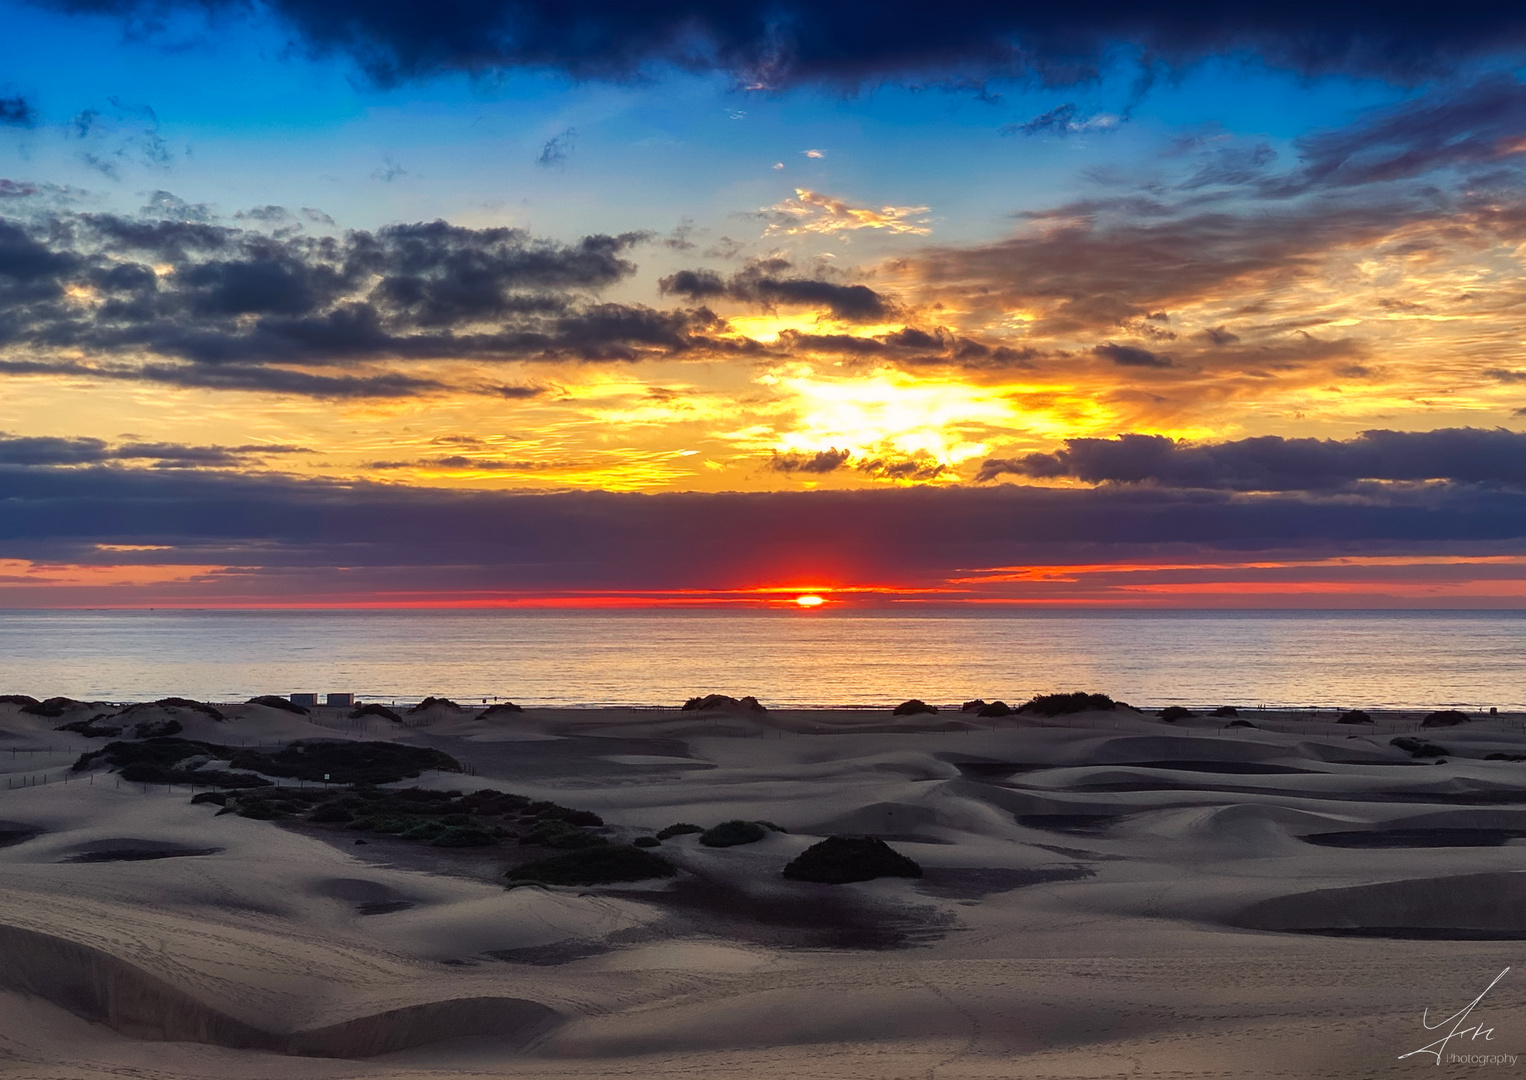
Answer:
0, 608, 1522, 710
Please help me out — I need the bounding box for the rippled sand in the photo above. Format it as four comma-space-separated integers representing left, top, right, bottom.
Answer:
5, 698, 1526, 1078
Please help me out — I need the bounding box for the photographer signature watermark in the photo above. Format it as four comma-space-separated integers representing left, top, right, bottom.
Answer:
1399, 967, 1515, 1066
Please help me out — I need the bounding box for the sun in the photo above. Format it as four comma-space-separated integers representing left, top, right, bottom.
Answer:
794, 594, 826, 608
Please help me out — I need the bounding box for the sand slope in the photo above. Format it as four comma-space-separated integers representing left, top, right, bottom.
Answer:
7, 702, 1526, 1077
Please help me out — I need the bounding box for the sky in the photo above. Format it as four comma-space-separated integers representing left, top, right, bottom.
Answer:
3, 0, 1526, 607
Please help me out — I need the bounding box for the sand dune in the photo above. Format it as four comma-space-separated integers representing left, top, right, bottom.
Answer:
7, 699, 1526, 1077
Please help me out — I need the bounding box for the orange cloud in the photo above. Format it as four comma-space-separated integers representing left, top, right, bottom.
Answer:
765, 189, 931, 236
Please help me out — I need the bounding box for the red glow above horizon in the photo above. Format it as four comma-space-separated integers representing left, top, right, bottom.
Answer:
7, 555, 1526, 610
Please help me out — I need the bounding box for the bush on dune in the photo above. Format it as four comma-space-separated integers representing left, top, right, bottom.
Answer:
408, 696, 462, 713
480, 702, 524, 717
699, 820, 770, 847
1392, 737, 1450, 758
1018, 692, 1118, 717
519, 819, 608, 849
0, 694, 39, 707
1422, 710, 1470, 728
782, 836, 923, 884
1211, 706, 1239, 717
1157, 706, 1194, 722
247, 694, 308, 715
56, 716, 124, 738
121, 698, 224, 721
349, 703, 402, 722
656, 822, 703, 840
506, 845, 677, 887
22, 696, 84, 718
892, 699, 937, 716
681, 694, 766, 712
228, 740, 461, 784
1338, 709, 1373, 724
976, 701, 1013, 717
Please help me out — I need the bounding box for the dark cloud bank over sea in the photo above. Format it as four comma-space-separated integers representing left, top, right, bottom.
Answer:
5, 457, 1526, 601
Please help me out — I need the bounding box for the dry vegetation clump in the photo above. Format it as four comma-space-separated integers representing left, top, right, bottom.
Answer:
56, 715, 125, 738
193, 782, 609, 851
505, 845, 677, 887
1018, 692, 1118, 716
892, 699, 937, 716
1157, 706, 1194, 722
21, 696, 84, 718
1211, 706, 1239, 717
74, 737, 461, 787
1392, 737, 1450, 758
1338, 709, 1373, 724
227, 740, 461, 784
1422, 709, 1470, 728
119, 698, 225, 721
408, 696, 463, 713
699, 820, 770, 847
976, 700, 1012, 717
655, 822, 703, 840
681, 694, 766, 712
781, 836, 923, 884
480, 702, 524, 717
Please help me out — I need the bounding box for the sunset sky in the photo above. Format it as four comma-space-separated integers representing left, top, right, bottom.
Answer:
4, 1, 1526, 606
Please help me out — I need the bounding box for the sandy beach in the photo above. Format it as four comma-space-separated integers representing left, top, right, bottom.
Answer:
4, 694, 1526, 1078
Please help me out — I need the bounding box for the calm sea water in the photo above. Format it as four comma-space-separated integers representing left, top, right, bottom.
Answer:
0, 609, 1522, 710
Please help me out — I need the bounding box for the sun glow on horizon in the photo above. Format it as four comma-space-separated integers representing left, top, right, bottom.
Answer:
795, 594, 826, 607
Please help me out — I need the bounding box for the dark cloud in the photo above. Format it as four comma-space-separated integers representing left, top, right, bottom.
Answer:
37, 1, 1526, 88
912, 191, 1436, 336
536, 128, 575, 167
369, 455, 562, 471
1004, 103, 1076, 136
977, 428, 1526, 489
0, 431, 309, 468
1275, 76, 1526, 194
1095, 342, 1173, 368
660, 260, 896, 323
0, 94, 36, 128
769, 448, 852, 474
5, 465, 1526, 602
767, 447, 947, 482
0, 211, 714, 394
